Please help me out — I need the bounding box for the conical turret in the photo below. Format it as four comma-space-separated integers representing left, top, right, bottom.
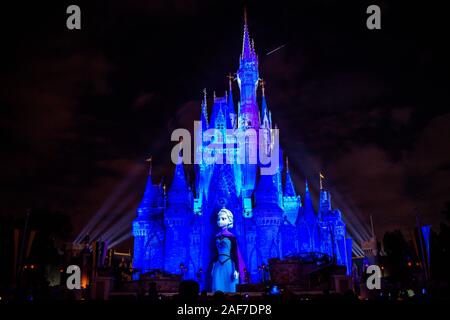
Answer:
137, 157, 159, 215
168, 154, 191, 207
303, 180, 317, 224
284, 158, 297, 197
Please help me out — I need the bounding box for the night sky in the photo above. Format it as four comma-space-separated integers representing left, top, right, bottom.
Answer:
0, 1, 445, 245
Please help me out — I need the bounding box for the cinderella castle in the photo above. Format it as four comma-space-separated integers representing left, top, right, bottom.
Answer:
132, 13, 352, 288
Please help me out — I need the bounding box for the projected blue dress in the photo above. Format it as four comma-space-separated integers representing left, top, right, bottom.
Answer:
211, 234, 238, 293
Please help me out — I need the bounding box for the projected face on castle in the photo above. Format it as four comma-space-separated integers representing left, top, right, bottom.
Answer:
217, 209, 233, 229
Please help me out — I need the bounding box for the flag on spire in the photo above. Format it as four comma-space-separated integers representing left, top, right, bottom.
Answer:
319, 172, 325, 189
146, 156, 152, 176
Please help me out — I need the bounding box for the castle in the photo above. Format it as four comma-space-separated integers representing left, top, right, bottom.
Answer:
132, 14, 352, 288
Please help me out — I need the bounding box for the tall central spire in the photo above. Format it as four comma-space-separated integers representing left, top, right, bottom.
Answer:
242, 7, 252, 60
237, 8, 259, 130
240, 7, 257, 64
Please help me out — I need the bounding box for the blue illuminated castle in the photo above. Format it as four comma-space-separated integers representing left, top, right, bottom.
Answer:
132, 14, 352, 287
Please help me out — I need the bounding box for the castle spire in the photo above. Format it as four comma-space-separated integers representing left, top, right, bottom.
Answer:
202, 88, 207, 109
227, 73, 236, 127
303, 179, 316, 223
227, 73, 234, 91
138, 157, 157, 213
244, 6, 247, 25
318, 172, 331, 215
201, 88, 208, 131
240, 7, 257, 63
237, 8, 259, 130
168, 152, 190, 203
146, 156, 152, 176
319, 172, 325, 190
284, 157, 297, 197
261, 78, 266, 97
260, 78, 269, 123
242, 7, 252, 60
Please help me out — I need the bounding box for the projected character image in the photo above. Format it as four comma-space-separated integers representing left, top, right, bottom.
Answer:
211, 208, 244, 293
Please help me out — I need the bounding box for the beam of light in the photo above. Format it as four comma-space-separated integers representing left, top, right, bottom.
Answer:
89, 193, 137, 241
332, 191, 372, 239
109, 232, 132, 249
266, 44, 286, 56
352, 242, 364, 256
330, 191, 373, 252
74, 163, 142, 243
102, 210, 135, 242
109, 229, 129, 244
102, 209, 134, 240
104, 218, 133, 244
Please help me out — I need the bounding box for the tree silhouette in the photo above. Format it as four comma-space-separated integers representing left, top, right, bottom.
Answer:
1, 208, 73, 297
382, 230, 414, 287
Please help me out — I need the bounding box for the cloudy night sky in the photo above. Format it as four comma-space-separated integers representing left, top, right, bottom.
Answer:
0, 0, 445, 246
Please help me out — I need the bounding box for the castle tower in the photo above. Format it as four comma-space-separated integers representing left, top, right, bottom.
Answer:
318, 173, 331, 218
259, 80, 273, 163
164, 154, 193, 275
237, 10, 259, 194
318, 176, 353, 273
283, 158, 301, 224
280, 158, 301, 257
132, 159, 165, 277
227, 75, 237, 129
297, 180, 319, 252
195, 89, 212, 214
253, 170, 283, 272
237, 9, 259, 130
227, 78, 243, 198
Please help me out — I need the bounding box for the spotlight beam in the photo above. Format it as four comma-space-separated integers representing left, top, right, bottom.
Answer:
89, 193, 136, 241
75, 163, 142, 243
103, 210, 135, 242
109, 232, 132, 249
